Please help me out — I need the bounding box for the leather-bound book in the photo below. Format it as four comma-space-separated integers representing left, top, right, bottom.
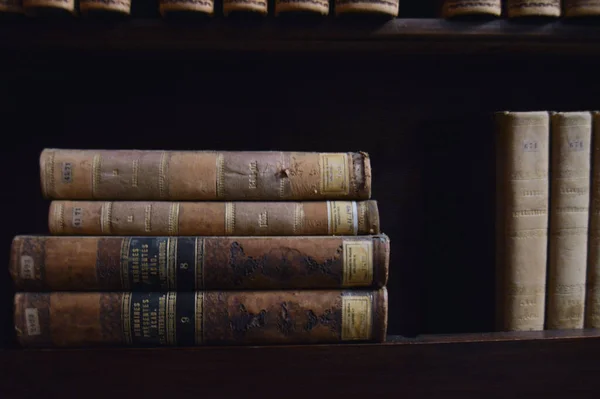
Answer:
39, 149, 371, 201
222, 0, 267, 15
495, 111, 550, 331
274, 0, 329, 15
14, 288, 388, 347
506, 0, 561, 17
564, 0, 600, 17
441, 0, 502, 17
585, 111, 600, 328
47, 200, 380, 236
159, 0, 214, 16
10, 234, 390, 290
22, 0, 76, 15
334, 0, 398, 17
546, 112, 592, 330
80, 0, 131, 14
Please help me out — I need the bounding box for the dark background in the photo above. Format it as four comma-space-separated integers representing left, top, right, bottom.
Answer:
1, 1, 599, 348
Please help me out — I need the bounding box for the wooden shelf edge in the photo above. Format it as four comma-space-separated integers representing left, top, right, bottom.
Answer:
2, 18, 600, 54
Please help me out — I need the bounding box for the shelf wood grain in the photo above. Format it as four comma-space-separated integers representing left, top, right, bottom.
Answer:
1, 330, 599, 398
2, 18, 600, 54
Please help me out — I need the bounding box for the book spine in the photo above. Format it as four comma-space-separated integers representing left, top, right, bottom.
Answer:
333, 0, 399, 17
564, 0, 600, 16
506, 0, 561, 16
159, 0, 214, 15
586, 112, 600, 328
0, 0, 22, 12
14, 288, 388, 347
48, 200, 380, 236
441, 0, 502, 17
546, 112, 592, 330
10, 234, 389, 291
39, 149, 371, 201
80, 0, 131, 13
222, 0, 268, 15
23, 0, 75, 12
495, 111, 550, 331
274, 0, 329, 15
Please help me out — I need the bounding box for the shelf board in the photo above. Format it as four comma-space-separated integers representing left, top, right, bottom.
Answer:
2, 17, 600, 54
1, 330, 599, 398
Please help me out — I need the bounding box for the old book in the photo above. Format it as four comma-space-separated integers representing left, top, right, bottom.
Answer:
506, 0, 561, 17
10, 234, 389, 291
48, 200, 380, 236
223, 0, 268, 15
441, 0, 502, 17
275, 0, 329, 15
22, 0, 76, 14
80, 0, 131, 14
159, 0, 214, 16
546, 112, 592, 330
564, 0, 600, 16
334, 0, 399, 16
495, 111, 550, 331
0, 0, 22, 12
586, 111, 600, 328
40, 149, 371, 201
14, 288, 388, 347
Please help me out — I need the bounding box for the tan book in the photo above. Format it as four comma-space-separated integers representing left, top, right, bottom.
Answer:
275, 0, 329, 15
585, 112, 600, 328
564, 0, 600, 16
22, 0, 76, 14
334, 0, 399, 17
47, 200, 380, 236
441, 0, 502, 17
80, 0, 131, 14
546, 112, 592, 330
223, 0, 268, 15
495, 111, 550, 331
159, 0, 214, 16
506, 0, 561, 17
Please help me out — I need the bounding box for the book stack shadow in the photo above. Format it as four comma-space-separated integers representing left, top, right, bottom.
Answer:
10, 149, 389, 347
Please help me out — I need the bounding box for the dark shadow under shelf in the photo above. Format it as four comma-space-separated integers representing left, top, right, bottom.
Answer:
1, 329, 599, 398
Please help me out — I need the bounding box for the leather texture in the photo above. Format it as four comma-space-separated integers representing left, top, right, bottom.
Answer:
495, 111, 549, 331
40, 149, 371, 201
547, 112, 591, 329
274, 0, 329, 15
47, 200, 380, 236
442, 0, 501, 17
334, 0, 399, 16
10, 234, 390, 290
506, 0, 561, 17
80, 0, 131, 13
14, 288, 388, 347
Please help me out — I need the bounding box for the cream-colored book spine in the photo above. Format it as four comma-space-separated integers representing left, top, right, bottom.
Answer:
495, 111, 550, 331
546, 112, 592, 330
585, 112, 600, 328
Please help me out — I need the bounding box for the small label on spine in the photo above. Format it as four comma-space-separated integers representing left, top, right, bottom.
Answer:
342, 240, 373, 286
341, 295, 372, 341
320, 153, 349, 195
20, 255, 35, 279
328, 201, 357, 235
72, 207, 83, 227
61, 162, 73, 183
523, 139, 539, 152
25, 308, 41, 336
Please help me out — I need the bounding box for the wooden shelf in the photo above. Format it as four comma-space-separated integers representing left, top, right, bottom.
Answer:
2, 17, 600, 54
1, 330, 599, 398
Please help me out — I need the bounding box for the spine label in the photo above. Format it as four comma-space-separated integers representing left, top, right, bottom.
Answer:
341, 295, 372, 340
343, 240, 373, 286
320, 153, 349, 195
328, 201, 357, 235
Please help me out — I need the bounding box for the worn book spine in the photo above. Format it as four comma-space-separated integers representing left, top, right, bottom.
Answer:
14, 288, 388, 347
506, 0, 561, 17
40, 149, 371, 201
0, 0, 22, 12
160, 0, 214, 15
22, 0, 76, 13
334, 0, 399, 16
441, 0, 502, 17
586, 112, 600, 328
546, 112, 591, 330
564, 0, 600, 16
48, 200, 379, 236
222, 0, 268, 15
495, 111, 550, 331
80, 0, 131, 13
275, 0, 329, 15
10, 234, 389, 291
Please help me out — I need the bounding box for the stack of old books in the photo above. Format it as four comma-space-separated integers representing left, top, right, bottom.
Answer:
9, 149, 389, 347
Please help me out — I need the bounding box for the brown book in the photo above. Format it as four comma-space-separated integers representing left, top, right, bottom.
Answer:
586, 111, 600, 328
14, 288, 388, 347
441, 0, 502, 17
22, 0, 76, 14
48, 200, 380, 236
506, 0, 561, 17
80, 0, 131, 14
10, 234, 389, 291
564, 0, 600, 16
40, 149, 371, 201
159, 0, 214, 16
